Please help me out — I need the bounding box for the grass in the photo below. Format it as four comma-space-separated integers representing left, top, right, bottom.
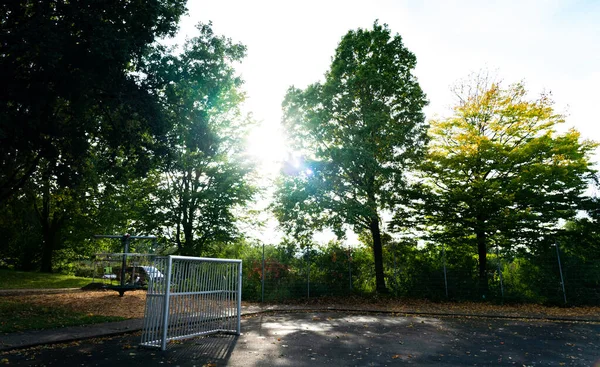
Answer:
0, 300, 125, 333
0, 269, 95, 289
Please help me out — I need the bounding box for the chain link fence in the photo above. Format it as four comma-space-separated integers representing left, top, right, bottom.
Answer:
238, 242, 600, 306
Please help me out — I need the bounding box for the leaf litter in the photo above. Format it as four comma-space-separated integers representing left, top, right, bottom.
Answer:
3, 291, 600, 325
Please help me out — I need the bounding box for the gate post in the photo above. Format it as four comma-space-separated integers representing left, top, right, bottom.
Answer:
237, 261, 242, 335
161, 255, 173, 351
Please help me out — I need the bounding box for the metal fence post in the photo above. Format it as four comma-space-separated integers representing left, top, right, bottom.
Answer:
261, 243, 265, 303
237, 261, 242, 335
496, 243, 504, 301
555, 242, 567, 305
120, 234, 130, 289
160, 255, 173, 351
393, 245, 397, 293
348, 248, 352, 290
442, 243, 448, 298
307, 245, 310, 299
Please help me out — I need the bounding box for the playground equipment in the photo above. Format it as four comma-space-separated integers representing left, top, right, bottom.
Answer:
93, 234, 158, 296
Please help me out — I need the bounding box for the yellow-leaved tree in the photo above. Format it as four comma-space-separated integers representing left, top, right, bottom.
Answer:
393, 74, 597, 296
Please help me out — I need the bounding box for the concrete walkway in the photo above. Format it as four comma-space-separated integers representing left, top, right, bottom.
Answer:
0, 305, 268, 351
2, 288, 599, 352
0, 318, 144, 351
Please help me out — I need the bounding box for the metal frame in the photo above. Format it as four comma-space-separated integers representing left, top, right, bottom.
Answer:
140, 255, 242, 351
93, 234, 158, 296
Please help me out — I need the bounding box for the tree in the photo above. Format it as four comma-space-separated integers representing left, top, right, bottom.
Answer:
0, 0, 186, 204
0, 193, 42, 271
398, 75, 597, 295
274, 22, 428, 293
1, 0, 187, 271
143, 23, 257, 256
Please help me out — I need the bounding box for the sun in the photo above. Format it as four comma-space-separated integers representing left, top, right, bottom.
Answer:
246, 119, 287, 178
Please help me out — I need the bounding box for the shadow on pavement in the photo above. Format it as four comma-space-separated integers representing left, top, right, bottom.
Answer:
2, 311, 600, 366
166, 333, 239, 364
239, 312, 600, 367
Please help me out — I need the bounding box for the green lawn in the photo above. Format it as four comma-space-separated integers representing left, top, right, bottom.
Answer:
0, 269, 95, 289
0, 300, 124, 333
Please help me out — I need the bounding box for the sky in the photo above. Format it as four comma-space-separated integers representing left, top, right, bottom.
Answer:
174, 0, 600, 244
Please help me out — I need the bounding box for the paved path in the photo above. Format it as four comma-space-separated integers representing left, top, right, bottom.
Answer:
2, 302, 600, 352
1, 311, 599, 366
0, 305, 271, 351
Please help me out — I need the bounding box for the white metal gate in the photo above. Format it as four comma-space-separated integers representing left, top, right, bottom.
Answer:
139, 255, 242, 350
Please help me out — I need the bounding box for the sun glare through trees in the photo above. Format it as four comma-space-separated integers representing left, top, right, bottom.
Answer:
1, 0, 598, 305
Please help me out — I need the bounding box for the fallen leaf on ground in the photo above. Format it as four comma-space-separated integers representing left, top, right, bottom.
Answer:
3, 291, 600, 324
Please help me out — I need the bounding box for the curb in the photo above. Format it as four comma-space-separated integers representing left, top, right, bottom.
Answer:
241, 306, 600, 324
0, 319, 144, 353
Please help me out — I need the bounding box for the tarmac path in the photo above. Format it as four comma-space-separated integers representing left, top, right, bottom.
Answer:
1, 311, 599, 366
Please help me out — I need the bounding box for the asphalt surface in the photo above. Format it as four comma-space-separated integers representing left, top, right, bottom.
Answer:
1, 311, 599, 366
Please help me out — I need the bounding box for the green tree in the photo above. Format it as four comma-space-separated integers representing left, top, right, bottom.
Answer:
554, 187, 600, 304
0, 0, 187, 272
0, 0, 186, 204
0, 194, 42, 270
0, 146, 158, 272
274, 22, 428, 293
143, 23, 257, 256
399, 75, 597, 295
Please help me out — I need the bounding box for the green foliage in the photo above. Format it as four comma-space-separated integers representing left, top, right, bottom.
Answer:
501, 257, 552, 304
0, 18, 257, 270
0, 0, 188, 272
1, 1, 597, 308
393, 74, 597, 294
0, 0, 187, 203
205, 236, 600, 305
0, 195, 42, 271
0, 154, 160, 272
225, 239, 374, 302
274, 21, 428, 293
312, 242, 353, 291
552, 198, 600, 305
348, 243, 376, 294
144, 23, 257, 256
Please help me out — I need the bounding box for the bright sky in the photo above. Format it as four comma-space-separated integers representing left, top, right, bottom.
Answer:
175, 0, 600, 244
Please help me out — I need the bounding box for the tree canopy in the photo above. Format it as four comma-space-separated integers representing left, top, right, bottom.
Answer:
392, 75, 598, 294
0, 0, 187, 203
274, 21, 428, 293
1, 2, 598, 307
143, 23, 257, 256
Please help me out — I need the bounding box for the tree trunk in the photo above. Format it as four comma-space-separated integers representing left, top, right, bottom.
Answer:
183, 220, 194, 256
370, 216, 388, 294
175, 221, 182, 253
40, 226, 57, 273
38, 171, 59, 273
180, 170, 194, 255
475, 226, 488, 297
